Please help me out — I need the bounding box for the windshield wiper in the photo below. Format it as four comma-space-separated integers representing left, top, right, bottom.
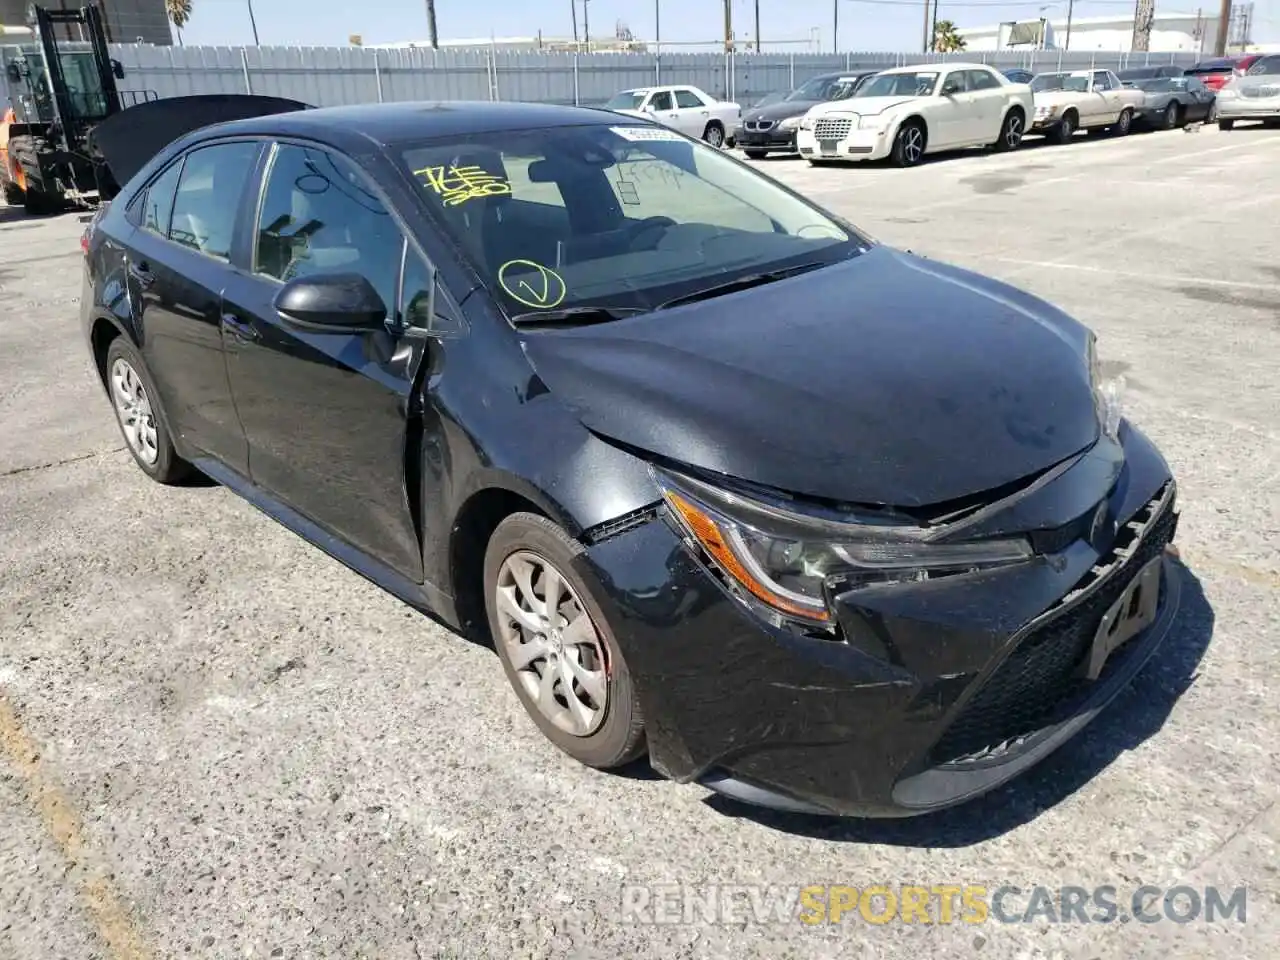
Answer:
657, 261, 829, 310
510, 306, 645, 327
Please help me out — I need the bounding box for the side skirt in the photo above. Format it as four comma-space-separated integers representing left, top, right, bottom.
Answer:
191, 456, 459, 626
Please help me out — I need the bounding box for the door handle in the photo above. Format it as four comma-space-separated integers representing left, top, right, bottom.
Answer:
127, 261, 155, 288
221, 313, 259, 343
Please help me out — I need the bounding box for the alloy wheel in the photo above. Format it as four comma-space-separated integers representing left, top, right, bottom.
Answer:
1005, 115, 1024, 148
110, 357, 159, 465
705, 125, 724, 148
902, 126, 924, 164
494, 550, 609, 737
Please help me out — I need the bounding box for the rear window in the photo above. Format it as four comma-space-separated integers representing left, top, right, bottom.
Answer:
1246, 57, 1280, 76
1187, 59, 1238, 74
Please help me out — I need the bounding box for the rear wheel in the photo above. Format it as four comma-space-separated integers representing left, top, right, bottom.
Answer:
484, 513, 646, 770
702, 121, 726, 149
1111, 108, 1133, 136
890, 121, 926, 167
993, 109, 1025, 151
104, 337, 192, 484
1218, 118, 1235, 131
1, 180, 22, 206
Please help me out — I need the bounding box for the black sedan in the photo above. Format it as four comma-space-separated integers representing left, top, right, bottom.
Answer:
1126, 74, 1216, 128
736, 70, 878, 159
81, 99, 1183, 817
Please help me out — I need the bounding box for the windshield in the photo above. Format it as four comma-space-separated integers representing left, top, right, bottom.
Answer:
605, 91, 647, 110
1032, 72, 1089, 93
827, 77, 867, 101
1246, 57, 1280, 76
786, 76, 839, 101
856, 72, 938, 98
398, 124, 860, 319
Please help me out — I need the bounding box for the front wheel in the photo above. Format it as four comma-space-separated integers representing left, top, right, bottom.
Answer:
993, 110, 1025, 152
702, 121, 726, 149
1052, 112, 1077, 144
890, 121, 926, 167
1164, 101, 1183, 129
1112, 108, 1133, 136
484, 513, 646, 770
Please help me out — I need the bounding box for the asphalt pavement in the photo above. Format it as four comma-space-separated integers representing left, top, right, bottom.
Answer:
1, 122, 1278, 960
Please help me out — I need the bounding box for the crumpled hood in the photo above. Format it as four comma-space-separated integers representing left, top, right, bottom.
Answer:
521, 247, 1100, 508
810, 95, 921, 118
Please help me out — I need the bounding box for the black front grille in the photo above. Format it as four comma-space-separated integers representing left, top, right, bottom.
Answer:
931, 488, 1177, 765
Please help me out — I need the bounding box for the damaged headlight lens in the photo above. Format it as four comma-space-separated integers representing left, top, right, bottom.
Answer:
1088, 334, 1126, 440
654, 469, 1034, 625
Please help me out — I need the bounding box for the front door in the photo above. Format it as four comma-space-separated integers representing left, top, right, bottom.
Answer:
220, 141, 427, 581
644, 90, 681, 132
1090, 71, 1120, 124
934, 72, 975, 147
126, 140, 262, 474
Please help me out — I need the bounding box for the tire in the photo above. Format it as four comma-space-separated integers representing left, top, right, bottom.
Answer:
1112, 108, 1133, 136
483, 512, 646, 770
890, 120, 926, 167
103, 337, 192, 484
1218, 118, 1234, 131
1164, 101, 1182, 130
702, 121, 726, 149
2, 180, 22, 206
993, 109, 1025, 152
744, 149, 768, 160
1052, 111, 1077, 144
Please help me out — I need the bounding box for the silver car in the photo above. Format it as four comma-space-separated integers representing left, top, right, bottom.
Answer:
1216, 54, 1280, 129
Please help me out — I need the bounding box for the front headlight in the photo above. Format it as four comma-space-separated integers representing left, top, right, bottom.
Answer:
1088, 335, 1126, 439
654, 469, 1034, 626
778, 116, 801, 131
1034, 103, 1059, 119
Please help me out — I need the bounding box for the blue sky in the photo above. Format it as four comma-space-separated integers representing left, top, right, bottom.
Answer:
178, 0, 1278, 49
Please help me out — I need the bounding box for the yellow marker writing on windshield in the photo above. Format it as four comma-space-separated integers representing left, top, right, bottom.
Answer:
415, 164, 512, 206
498, 260, 567, 310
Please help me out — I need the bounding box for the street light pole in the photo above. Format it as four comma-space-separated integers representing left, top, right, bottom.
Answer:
583, 0, 590, 47
246, 0, 260, 45
833, 0, 838, 53
425, 0, 438, 48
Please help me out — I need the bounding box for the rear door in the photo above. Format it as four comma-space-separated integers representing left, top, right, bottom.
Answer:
672, 88, 712, 137
219, 140, 428, 581
122, 139, 263, 474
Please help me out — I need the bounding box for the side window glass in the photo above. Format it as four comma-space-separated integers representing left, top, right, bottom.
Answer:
1092, 72, 1111, 91
141, 159, 182, 237
168, 141, 261, 259
254, 143, 404, 314
399, 250, 433, 329
649, 91, 674, 111
674, 89, 704, 109
971, 70, 1000, 91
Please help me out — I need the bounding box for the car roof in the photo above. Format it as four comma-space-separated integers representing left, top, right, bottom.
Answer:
880, 62, 989, 74
190, 101, 630, 150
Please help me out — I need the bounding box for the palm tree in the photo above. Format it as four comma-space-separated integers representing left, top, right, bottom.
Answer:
933, 20, 967, 53
166, 0, 192, 46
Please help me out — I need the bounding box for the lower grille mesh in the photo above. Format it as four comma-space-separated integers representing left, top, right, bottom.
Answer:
931, 488, 1176, 765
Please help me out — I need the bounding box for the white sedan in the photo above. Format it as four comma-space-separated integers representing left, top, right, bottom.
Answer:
605, 85, 741, 148
795, 63, 1033, 167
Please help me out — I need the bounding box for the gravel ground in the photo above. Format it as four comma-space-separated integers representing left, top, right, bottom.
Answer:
1, 122, 1278, 960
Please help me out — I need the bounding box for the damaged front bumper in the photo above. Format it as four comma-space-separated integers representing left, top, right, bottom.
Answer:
575, 421, 1182, 817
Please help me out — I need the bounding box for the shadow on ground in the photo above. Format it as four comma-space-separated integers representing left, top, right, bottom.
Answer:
696, 560, 1214, 846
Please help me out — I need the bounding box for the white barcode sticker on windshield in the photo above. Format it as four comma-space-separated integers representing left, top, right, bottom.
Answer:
610, 126, 687, 142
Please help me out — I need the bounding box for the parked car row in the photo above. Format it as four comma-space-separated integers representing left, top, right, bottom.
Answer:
602, 54, 1279, 170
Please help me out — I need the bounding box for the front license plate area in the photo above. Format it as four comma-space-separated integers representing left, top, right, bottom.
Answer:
819, 140, 838, 155
1080, 555, 1163, 681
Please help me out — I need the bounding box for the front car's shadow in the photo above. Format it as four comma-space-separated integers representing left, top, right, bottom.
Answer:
702, 560, 1214, 845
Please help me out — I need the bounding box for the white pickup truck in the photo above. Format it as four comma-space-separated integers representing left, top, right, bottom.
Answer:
1029, 69, 1146, 143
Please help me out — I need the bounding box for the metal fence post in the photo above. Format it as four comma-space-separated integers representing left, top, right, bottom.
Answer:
240, 47, 253, 94
373, 48, 384, 102
655, 53, 660, 86
789, 52, 794, 90
845, 52, 851, 70
573, 52, 580, 106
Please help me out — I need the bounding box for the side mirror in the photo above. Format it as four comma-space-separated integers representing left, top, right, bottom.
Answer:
941, 82, 961, 96
642, 103, 656, 113
111, 59, 125, 79
273, 273, 387, 333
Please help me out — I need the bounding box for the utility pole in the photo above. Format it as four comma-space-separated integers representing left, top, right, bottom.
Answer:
1131, 0, 1154, 51
1065, 0, 1075, 50
723, 0, 732, 51
425, 0, 438, 48
755, 0, 760, 50
1213, 0, 1231, 54
584, 0, 590, 46
929, 1, 939, 51
833, 0, 838, 53
654, 0, 660, 52
571, 0, 578, 43
922, 0, 932, 52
